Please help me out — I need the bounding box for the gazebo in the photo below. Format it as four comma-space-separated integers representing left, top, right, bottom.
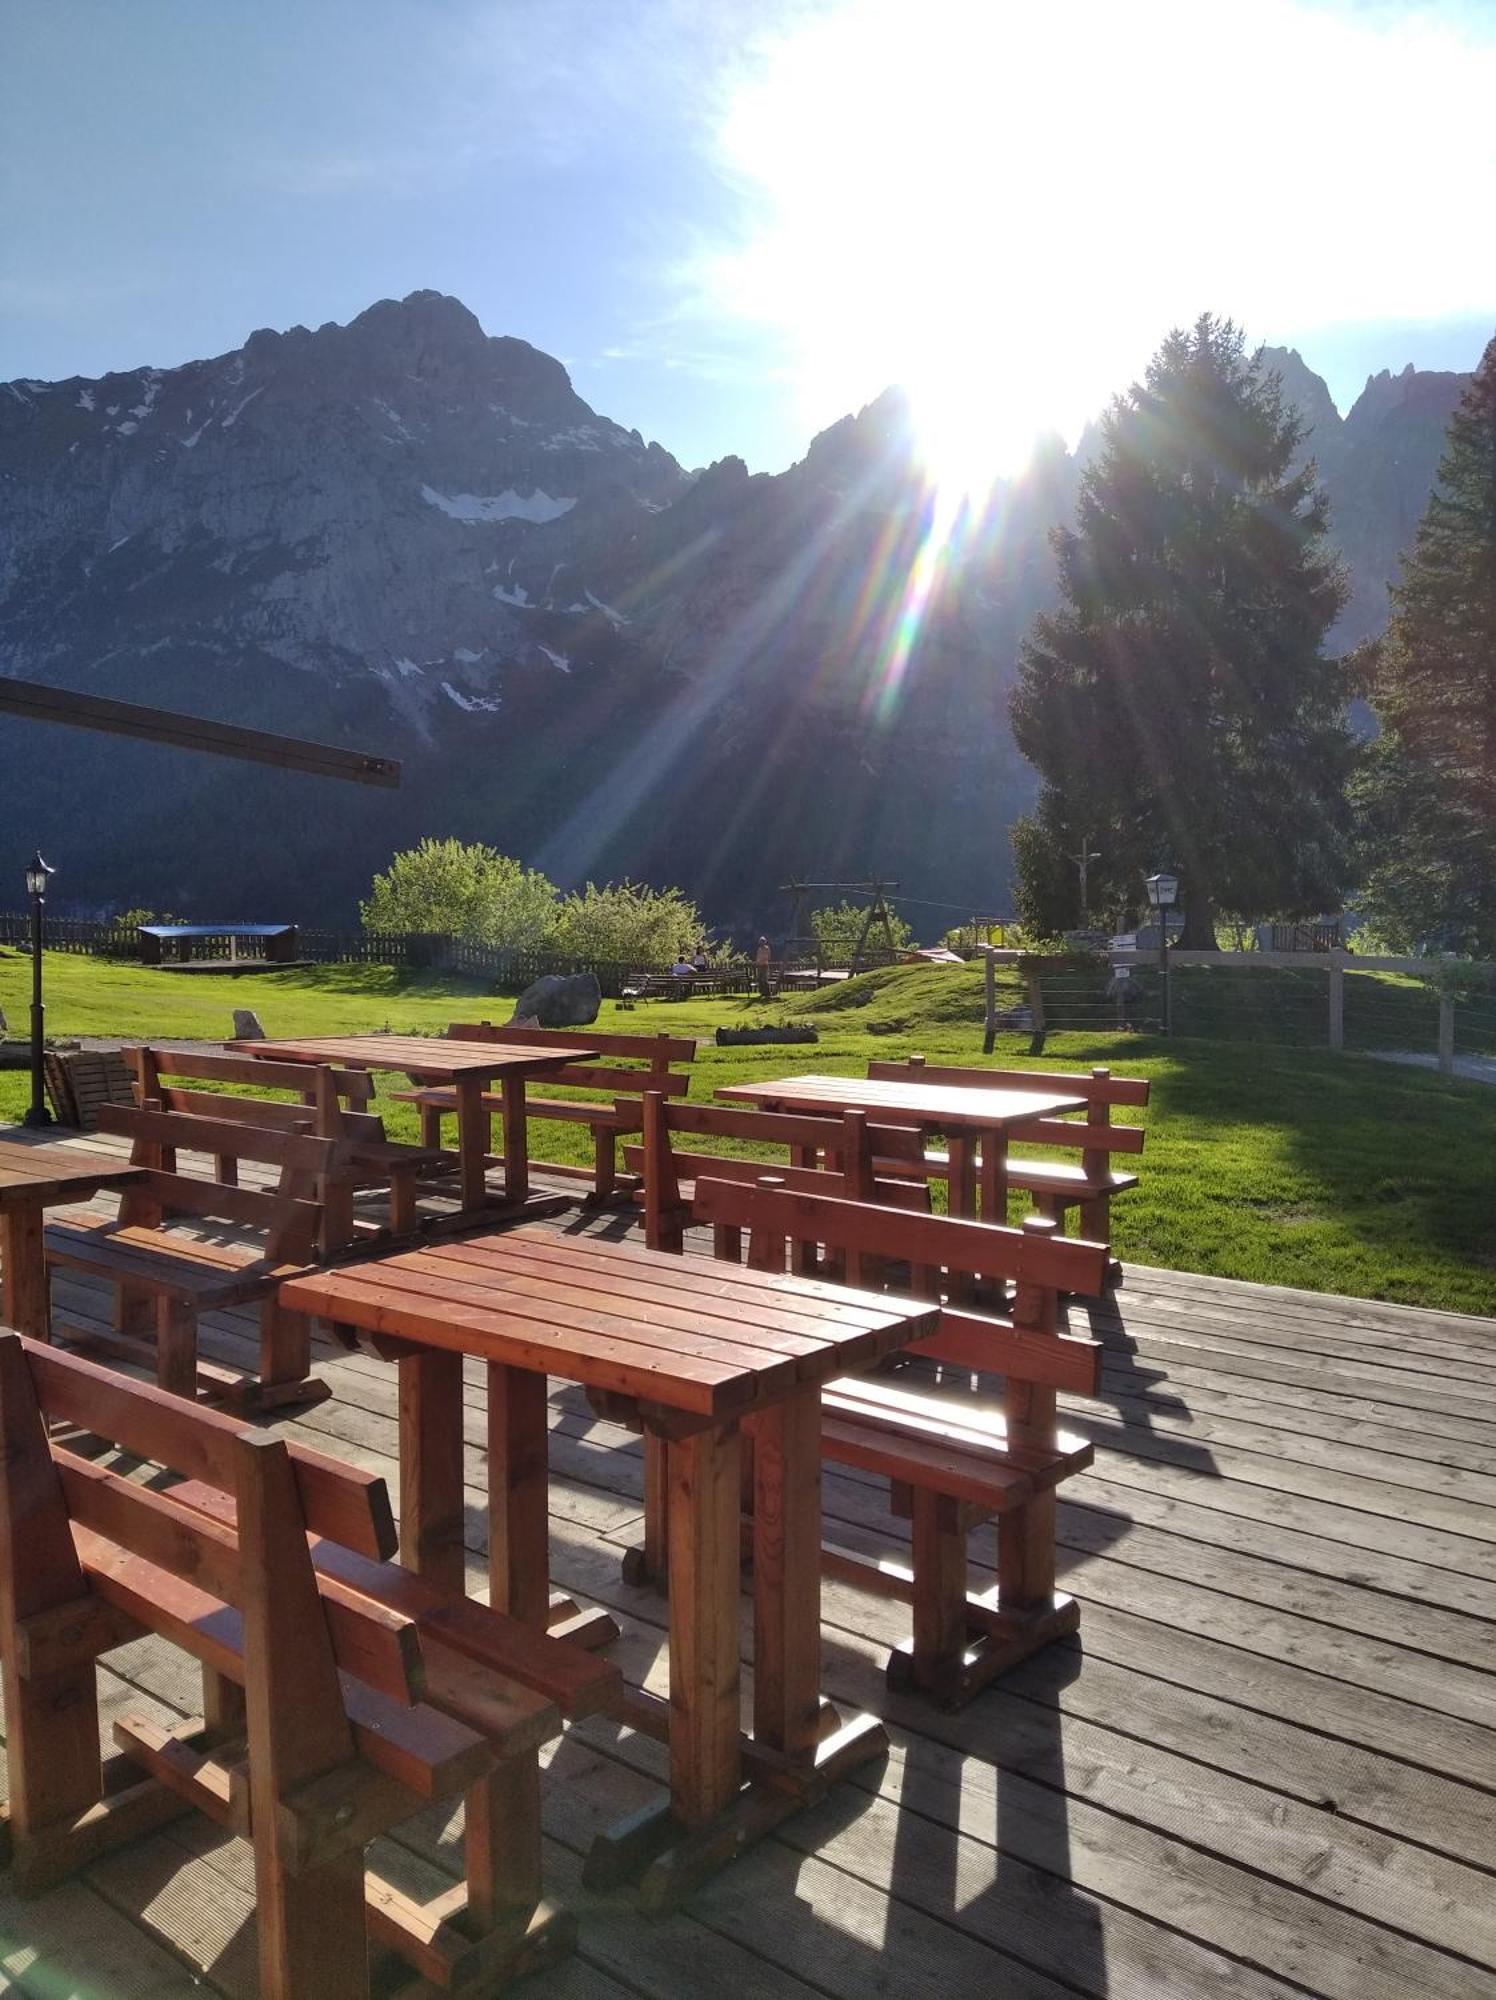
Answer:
136, 922, 300, 970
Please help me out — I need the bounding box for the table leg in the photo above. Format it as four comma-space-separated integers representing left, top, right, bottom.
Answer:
398, 1349, 467, 1593
947, 1133, 978, 1221
486, 1362, 550, 1625
667, 1421, 743, 1828
978, 1128, 1010, 1226
453, 1075, 491, 1213
751, 1388, 822, 1760
0, 1206, 50, 1339
501, 1077, 529, 1204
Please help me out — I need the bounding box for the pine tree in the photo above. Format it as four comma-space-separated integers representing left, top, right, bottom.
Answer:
1010, 315, 1352, 946
1354, 336, 1496, 953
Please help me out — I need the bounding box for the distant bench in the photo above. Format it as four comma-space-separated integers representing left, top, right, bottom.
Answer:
391, 1023, 698, 1201
867, 1057, 1148, 1260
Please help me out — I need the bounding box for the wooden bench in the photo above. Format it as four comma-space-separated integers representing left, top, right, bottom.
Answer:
678, 1168, 1106, 1706
0, 1332, 618, 1996
42, 1102, 340, 1410
629, 1089, 932, 1268
393, 1023, 697, 1202
868, 1057, 1148, 1256
128, 1046, 454, 1248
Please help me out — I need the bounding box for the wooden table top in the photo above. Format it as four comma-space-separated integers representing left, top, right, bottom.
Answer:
281, 1223, 940, 1418
716, 1073, 1088, 1130
0, 1137, 146, 1210
226, 1034, 594, 1079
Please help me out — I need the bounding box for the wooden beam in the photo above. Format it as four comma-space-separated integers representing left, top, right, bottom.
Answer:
0, 676, 400, 788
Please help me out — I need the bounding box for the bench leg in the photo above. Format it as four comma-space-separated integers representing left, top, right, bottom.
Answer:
622, 1430, 670, 1587
388, 1167, 419, 1237
999, 1486, 1057, 1609
591, 1126, 617, 1204
237, 1434, 368, 2000
156, 1299, 198, 1400
465, 1753, 542, 1935
256, 1300, 319, 1405
117, 1280, 152, 1339
906, 1491, 969, 1704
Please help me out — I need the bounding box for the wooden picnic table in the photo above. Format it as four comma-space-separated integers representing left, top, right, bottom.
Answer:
281, 1220, 940, 1910
0, 1137, 146, 1337
716, 1072, 1088, 1224
225, 1034, 594, 1213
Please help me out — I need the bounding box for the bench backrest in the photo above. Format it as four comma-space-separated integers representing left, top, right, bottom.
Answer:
0, 1331, 417, 1703
449, 1021, 695, 1098
129, 1046, 380, 1128
96, 1103, 335, 1266
690, 1173, 1105, 1399
867, 1056, 1148, 1162
633, 1091, 930, 1255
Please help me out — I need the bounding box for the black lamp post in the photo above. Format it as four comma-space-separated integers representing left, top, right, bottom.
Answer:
22, 853, 54, 1129
1145, 869, 1179, 1036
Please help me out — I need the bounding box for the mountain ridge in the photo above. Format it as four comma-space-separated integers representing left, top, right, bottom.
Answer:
0, 293, 1476, 927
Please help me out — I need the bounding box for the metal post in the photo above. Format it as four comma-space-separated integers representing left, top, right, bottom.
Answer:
23, 889, 51, 1128
1328, 959, 1344, 1052
1438, 995, 1455, 1077
1160, 921, 1171, 1036
983, 948, 997, 1055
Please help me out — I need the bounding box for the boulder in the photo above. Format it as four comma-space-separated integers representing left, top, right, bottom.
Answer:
232, 1008, 266, 1040
507, 972, 601, 1029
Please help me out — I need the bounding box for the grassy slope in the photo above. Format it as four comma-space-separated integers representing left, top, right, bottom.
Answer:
2, 952, 1491, 1315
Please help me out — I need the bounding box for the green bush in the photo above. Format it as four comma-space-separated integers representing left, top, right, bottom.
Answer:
360, 839, 558, 949
548, 880, 701, 965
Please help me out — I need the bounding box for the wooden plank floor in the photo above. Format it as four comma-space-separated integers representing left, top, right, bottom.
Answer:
2, 1135, 1494, 1997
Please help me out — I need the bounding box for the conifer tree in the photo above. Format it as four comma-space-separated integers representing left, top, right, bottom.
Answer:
1010, 315, 1352, 945
1354, 336, 1496, 953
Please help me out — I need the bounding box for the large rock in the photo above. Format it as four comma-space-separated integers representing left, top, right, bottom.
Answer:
232, 1008, 266, 1039
507, 972, 601, 1029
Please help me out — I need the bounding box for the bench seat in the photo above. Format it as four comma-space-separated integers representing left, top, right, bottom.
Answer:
45, 1219, 294, 1306
887, 1150, 1139, 1201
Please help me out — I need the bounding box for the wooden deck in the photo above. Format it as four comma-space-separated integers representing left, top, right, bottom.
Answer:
3, 1136, 1494, 1998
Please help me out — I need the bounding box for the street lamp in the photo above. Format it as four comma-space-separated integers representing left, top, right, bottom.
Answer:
22, 853, 54, 1128
1145, 869, 1179, 1036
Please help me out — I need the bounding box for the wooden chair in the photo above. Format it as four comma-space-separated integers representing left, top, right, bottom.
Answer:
655, 1164, 1107, 1707
0, 1332, 619, 1996
42, 1102, 340, 1409
392, 1023, 698, 1202
867, 1056, 1148, 1257
128, 1046, 453, 1248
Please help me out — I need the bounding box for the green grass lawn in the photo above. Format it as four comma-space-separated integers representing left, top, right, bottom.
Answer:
2, 951, 1492, 1316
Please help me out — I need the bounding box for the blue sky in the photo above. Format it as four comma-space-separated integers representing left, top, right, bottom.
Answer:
3, 0, 1493, 478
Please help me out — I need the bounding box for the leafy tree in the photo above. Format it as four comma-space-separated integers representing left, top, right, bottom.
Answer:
810, 899, 913, 961
1353, 336, 1496, 954
548, 880, 702, 965
1010, 315, 1353, 947
360, 839, 558, 948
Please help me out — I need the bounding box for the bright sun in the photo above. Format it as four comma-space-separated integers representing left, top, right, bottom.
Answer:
705, 0, 1496, 497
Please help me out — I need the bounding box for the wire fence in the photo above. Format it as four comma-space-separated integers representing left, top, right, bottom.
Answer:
1014, 950, 1496, 1069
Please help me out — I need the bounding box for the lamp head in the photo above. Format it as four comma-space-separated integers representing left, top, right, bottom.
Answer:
1145, 869, 1179, 910
24, 853, 54, 900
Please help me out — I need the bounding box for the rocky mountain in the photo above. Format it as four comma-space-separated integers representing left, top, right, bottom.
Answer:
0, 295, 1474, 929
1260, 346, 1473, 648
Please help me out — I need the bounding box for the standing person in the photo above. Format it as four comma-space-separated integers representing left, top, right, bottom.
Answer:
755, 934, 773, 999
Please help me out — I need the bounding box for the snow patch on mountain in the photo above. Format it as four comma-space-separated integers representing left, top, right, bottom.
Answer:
584, 588, 627, 627
441, 681, 502, 712
422, 484, 576, 524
